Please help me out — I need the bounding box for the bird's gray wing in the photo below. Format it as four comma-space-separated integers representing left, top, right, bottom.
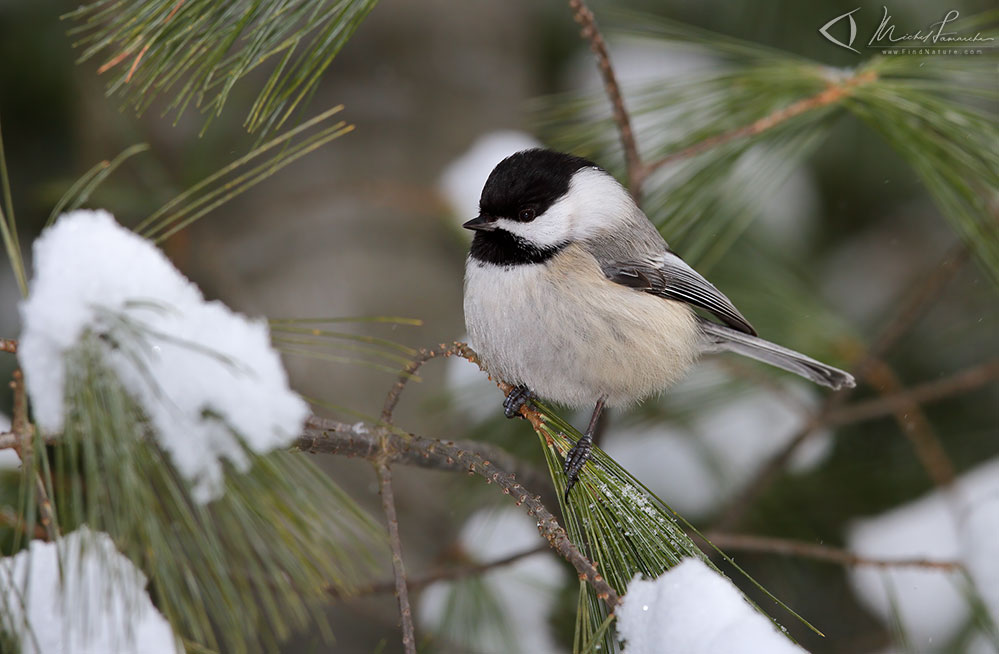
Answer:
601, 251, 757, 336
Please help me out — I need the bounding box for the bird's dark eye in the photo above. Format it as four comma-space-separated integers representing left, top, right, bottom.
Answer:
518, 207, 536, 222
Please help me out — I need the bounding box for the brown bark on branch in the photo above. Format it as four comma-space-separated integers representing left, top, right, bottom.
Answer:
296, 416, 621, 610
299, 417, 552, 496
568, 0, 643, 194
704, 532, 962, 571
825, 359, 999, 429
329, 544, 549, 599
10, 370, 59, 543
566, 0, 878, 199
714, 246, 968, 530
645, 70, 878, 177
375, 459, 417, 654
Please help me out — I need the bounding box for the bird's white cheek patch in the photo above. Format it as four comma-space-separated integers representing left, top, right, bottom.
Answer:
496, 205, 573, 249
561, 168, 636, 240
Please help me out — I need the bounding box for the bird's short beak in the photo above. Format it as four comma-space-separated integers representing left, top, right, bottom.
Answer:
462, 214, 498, 231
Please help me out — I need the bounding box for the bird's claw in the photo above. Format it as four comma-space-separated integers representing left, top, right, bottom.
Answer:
563, 435, 593, 501
503, 384, 534, 419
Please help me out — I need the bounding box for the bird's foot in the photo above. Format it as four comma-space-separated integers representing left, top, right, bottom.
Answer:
503, 384, 534, 419
563, 435, 593, 501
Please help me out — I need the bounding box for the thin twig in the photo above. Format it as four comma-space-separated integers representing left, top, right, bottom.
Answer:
704, 532, 963, 571
864, 360, 956, 488
568, 0, 643, 193
10, 370, 59, 543
1, 337, 16, 353
1, 431, 56, 451
566, 0, 878, 204
0, 507, 48, 540
297, 417, 621, 609
330, 544, 549, 599
372, 339, 613, 608
377, 341, 556, 498
381, 342, 469, 424
381, 340, 535, 425
713, 245, 968, 530
298, 417, 553, 496
833, 245, 972, 491
827, 359, 999, 428
375, 460, 416, 654
855, 243, 970, 377
826, 245, 971, 492
645, 70, 878, 177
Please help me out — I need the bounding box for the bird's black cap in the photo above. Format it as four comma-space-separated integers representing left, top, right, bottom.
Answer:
478, 148, 599, 221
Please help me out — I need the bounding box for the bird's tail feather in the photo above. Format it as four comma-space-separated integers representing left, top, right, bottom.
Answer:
699, 319, 855, 390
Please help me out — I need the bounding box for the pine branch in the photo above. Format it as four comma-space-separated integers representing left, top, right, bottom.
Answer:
375, 460, 417, 654
9, 370, 59, 543
714, 245, 970, 530
329, 545, 549, 599
860, 360, 956, 489
381, 342, 470, 424
567, 0, 642, 193
298, 417, 551, 495
711, 351, 980, 531
826, 359, 999, 430
818, 246, 974, 493
644, 69, 877, 175
857, 243, 970, 372
296, 416, 621, 610
136, 105, 353, 241
68, 0, 379, 135
0, 120, 28, 298
562, 2, 879, 202
46, 143, 150, 228
43, 337, 383, 653
0, 507, 49, 540
703, 533, 963, 571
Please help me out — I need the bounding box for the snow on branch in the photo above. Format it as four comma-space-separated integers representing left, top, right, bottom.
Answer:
617, 558, 808, 654
0, 527, 179, 654
17, 210, 309, 502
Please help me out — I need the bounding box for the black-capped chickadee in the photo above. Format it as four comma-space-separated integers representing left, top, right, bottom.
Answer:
463, 148, 855, 497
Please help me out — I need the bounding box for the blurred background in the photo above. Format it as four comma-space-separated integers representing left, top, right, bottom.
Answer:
0, 0, 996, 652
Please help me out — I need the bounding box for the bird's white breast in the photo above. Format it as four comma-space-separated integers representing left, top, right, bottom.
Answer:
463, 244, 702, 408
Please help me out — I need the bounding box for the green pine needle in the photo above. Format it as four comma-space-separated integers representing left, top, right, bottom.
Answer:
269, 315, 423, 326
528, 399, 819, 652
65, 0, 379, 136
46, 143, 151, 227
844, 58, 999, 285
429, 575, 519, 653
270, 322, 419, 356
0, 120, 28, 298
541, 10, 997, 285
136, 104, 354, 242
540, 57, 840, 272
270, 315, 423, 378
52, 335, 384, 653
